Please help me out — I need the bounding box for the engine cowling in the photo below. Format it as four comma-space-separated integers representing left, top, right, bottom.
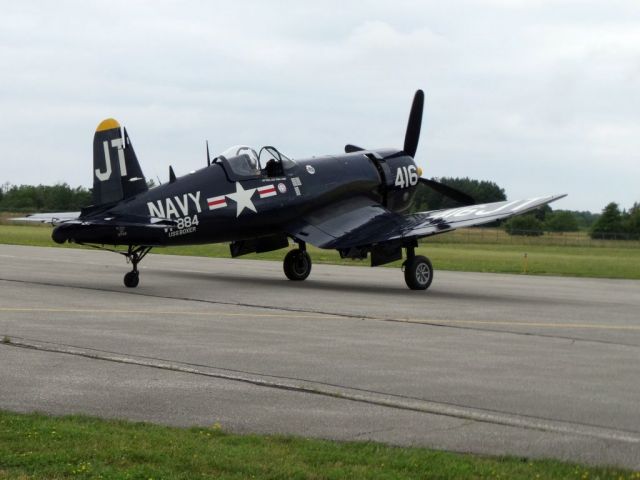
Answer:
371, 152, 421, 213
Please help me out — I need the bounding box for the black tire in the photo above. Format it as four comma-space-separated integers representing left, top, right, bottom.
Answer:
404, 255, 433, 290
283, 249, 312, 281
124, 271, 139, 288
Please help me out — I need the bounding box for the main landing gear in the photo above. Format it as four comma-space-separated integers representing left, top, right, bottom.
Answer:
402, 246, 433, 290
281, 242, 432, 290
283, 241, 312, 281
282, 241, 433, 290
122, 246, 152, 288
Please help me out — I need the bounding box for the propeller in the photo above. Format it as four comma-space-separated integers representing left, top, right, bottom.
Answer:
344, 89, 424, 156
343, 89, 474, 206
419, 177, 475, 206
345, 144, 365, 153
403, 89, 424, 158
404, 90, 474, 205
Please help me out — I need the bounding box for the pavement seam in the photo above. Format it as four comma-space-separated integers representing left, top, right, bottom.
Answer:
3, 337, 639, 446
1, 277, 638, 348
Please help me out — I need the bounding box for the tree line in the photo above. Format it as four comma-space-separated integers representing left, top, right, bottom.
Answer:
502, 202, 640, 239
589, 202, 640, 240
0, 183, 91, 212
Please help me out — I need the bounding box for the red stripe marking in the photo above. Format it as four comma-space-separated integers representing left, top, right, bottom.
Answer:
259, 186, 276, 194
208, 199, 226, 206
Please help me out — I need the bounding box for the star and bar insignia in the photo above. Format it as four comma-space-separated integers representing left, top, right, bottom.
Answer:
206, 182, 279, 217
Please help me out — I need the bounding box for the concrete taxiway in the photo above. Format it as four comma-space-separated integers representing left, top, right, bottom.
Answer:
0, 244, 638, 468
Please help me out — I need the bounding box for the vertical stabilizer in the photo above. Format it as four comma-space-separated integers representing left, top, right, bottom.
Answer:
92, 119, 148, 206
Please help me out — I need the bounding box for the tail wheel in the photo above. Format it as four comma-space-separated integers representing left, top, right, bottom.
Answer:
404, 255, 433, 290
283, 249, 312, 281
121, 245, 151, 288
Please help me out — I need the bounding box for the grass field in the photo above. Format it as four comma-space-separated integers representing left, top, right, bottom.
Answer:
1, 224, 639, 280
0, 410, 636, 479
423, 226, 640, 248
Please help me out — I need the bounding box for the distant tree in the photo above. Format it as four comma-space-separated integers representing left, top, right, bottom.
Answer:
533, 204, 551, 222
46, 183, 75, 210
624, 202, 640, 239
590, 202, 624, 239
0, 184, 39, 210
544, 210, 579, 232
571, 210, 600, 230
504, 214, 544, 236
413, 177, 506, 211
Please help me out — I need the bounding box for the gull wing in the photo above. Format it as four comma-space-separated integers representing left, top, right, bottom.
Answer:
285, 194, 566, 249
386, 194, 566, 242
285, 196, 404, 249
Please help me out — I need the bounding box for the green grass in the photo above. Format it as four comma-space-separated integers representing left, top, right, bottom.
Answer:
0, 410, 636, 479
1, 224, 639, 280
422, 227, 640, 248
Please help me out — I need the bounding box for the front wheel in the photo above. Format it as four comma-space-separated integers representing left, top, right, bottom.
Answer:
283, 249, 312, 281
403, 255, 433, 290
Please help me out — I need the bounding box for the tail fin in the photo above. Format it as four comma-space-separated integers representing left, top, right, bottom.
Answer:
92, 118, 148, 206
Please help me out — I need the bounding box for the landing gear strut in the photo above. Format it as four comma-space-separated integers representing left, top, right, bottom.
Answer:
283, 241, 312, 281
122, 246, 152, 288
403, 245, 433, 290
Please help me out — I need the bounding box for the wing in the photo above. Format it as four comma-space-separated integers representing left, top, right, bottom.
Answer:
284, 196, 405, 249
388, 194, 566, 242
10, 212, 80, 225
285, 194, 566, 249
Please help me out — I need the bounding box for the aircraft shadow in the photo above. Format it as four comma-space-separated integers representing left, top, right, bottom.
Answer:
154, 268, 538, 304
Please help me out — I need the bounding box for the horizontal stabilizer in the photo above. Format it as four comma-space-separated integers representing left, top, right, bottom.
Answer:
10, 212, 80, 225
51, 213, 176, 246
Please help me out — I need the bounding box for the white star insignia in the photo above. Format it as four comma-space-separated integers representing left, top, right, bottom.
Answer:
226, 182, 257, 217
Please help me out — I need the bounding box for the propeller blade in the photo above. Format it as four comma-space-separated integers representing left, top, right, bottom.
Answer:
419, 177, 475, 206
345, 144, 365, 153
403, 89, 424, 158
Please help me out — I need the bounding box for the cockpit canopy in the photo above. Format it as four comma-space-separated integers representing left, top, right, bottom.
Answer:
217, 145, 294, 178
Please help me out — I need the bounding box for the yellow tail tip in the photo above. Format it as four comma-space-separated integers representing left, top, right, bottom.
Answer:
96, 118, 120, 132
417, 166, 423, 177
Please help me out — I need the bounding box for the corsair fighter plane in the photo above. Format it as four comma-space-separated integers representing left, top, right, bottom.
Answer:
21, 91, 565, 289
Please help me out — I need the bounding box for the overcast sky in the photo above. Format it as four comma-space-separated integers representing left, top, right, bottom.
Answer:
1, 1, 638, 212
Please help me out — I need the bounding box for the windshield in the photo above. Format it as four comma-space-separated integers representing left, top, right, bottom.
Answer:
218, 145, 260, 176
218, 145, 295, 177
